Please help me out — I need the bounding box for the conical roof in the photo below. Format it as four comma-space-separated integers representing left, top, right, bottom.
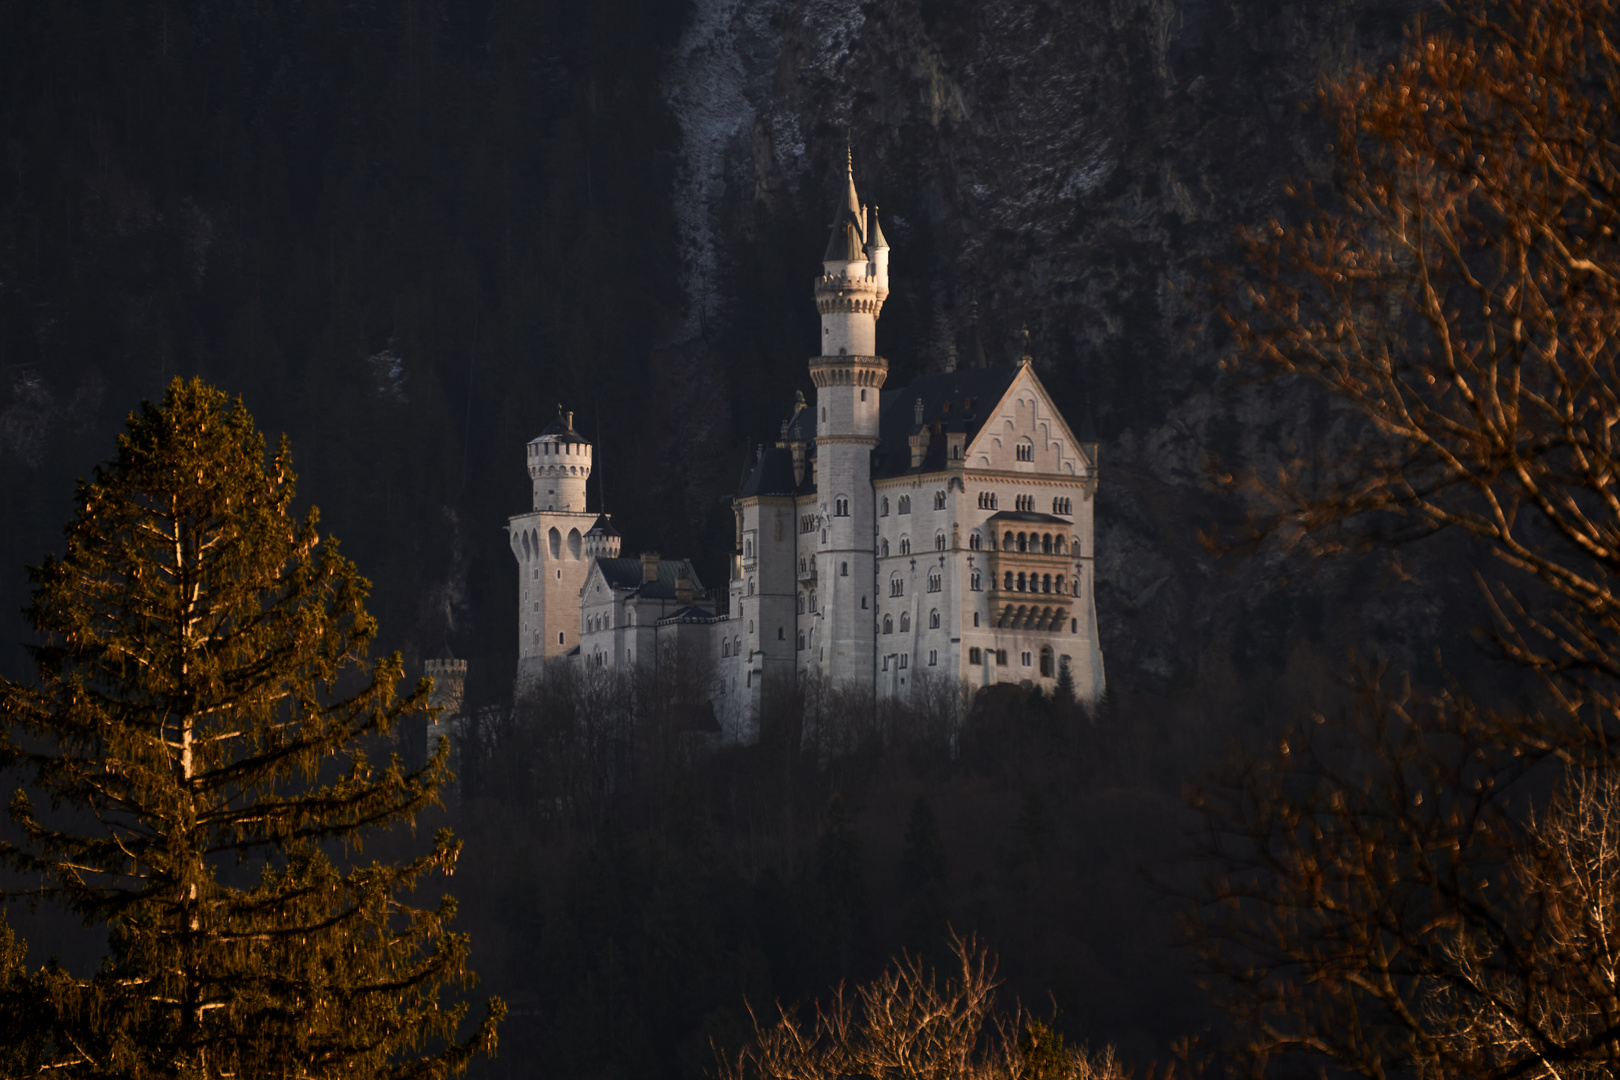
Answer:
822, 153, 866, 262
867, 206, 889, 251
585, 513, 619, 537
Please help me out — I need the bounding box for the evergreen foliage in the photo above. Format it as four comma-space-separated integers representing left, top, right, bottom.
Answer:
0, 379, 501, 1078
898, 797, 949, 959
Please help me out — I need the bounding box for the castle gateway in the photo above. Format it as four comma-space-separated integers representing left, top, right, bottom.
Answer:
508, 162, 1104, 739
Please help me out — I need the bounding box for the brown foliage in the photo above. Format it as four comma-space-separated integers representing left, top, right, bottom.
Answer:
1222, 0, 1620, 686
712, 936, 1127, 1080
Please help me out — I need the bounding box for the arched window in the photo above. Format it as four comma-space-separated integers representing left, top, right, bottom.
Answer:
1042, 534, 1053, 553
568, 528, 582, 558
549, 527, 562, 558
881, 538, 890, 556
1017, 572, 1027, 592
971, 570, 982, 591
973, 612, 980, 627
735, 636, 742, 653
1003, 531, 1015, 550
900, 612, 911, 632
778, 627, 785, 640
881, 497, 890, 516
899, 537, 911, 555
1042, 574, 1052, 593
934, 533, 946, 551
1055, 536, 1066, 555
927, 571, 941, 593
1039, 646, 1054, 677
929, 609, 941, 629
1003, 571, 1013, 590
835, 497, 850, 517
1016, 439, 1033, 462
723, 639, 730, 657
797, 632, 806, 650
969, 531, 982, 550
840, 562, 849, 576
748, 577, 755, 596
809, 590, 817, 610
898, 495, 911, 514
890, 574, 904, 597
797, 594, 806, 614
883, 615, 894, 633
745, 539, 753, 559
934, 490, 946, 510
1017, 533, 1028, 552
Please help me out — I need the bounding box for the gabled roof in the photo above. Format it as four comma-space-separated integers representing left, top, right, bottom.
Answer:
870, 364, 1023, 480
592, 557, 705, 600
738, 447, 802, 498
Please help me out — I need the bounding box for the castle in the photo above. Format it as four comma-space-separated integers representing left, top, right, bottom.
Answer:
507, 161, 1104, 739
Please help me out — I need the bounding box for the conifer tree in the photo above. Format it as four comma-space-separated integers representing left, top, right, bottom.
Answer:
0, 378, 501, 1078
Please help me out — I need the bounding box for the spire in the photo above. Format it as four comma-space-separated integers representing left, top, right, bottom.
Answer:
824, 144, 866, 262
1019, 324, 1033, 366
970, 294, 989, 368
867, 205, 889, 251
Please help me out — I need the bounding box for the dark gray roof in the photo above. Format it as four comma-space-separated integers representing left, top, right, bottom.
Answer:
871, 364, 1023, 480
656, 605, 721, 626
533, 411, 590, 445
738, 446, 801, 498
585, 514, 620, 537
594, 557, 705, 599
985, 510, 1073, 527
823, 219, 864, 263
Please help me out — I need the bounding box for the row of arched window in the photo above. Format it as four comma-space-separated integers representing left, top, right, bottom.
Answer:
1001, 572, 1073, 595
518, 526, 581, 561
1001, 530, 1069, 554
878, 610, 944, 634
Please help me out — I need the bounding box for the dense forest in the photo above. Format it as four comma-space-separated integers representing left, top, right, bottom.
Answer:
0, 1, 1509, 1078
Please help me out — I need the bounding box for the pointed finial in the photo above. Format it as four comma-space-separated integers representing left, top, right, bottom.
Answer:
846, 128, 853, 174
1020, 324, 1033, 365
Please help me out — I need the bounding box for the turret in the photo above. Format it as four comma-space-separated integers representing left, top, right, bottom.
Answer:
814, 152, 890, 361
526, 406, 592, 512
584, 514, 621, 559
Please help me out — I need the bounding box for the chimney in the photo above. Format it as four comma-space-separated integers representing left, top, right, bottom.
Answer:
675, 566, 693, 603
566, 410, 574, 430
640, 551, 660, 584
908, 397, 930, 468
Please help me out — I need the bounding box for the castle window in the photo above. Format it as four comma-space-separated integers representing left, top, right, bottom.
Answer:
928, 650, 938, 666
1016, 440, 1033, 462
723, 640, 730, 657
1071, 617, 1078, 633
900, 612, 911, 632
559, 632, 565, 645
748, 578, 755, 596
798, 632, 806, 650
1003, 571, 1013, 590
533, 631, 540, 646
735, 636, 741, 652
1017, 533, 1028, 552
835, 497, 850, 517
1021, 651, 1033, 667
971, 571, 981, 591
973, 612, 980, 626
898, 495, 911, 514
533, 601, 539, 613
898, 654, 908, 669
996, 649, 1008, 666
883, 616, 894, 634
549, 527, 562, 558
890, 575, 904, 597
1017, 573, 1026, 592
929, 609, 941, 629
881, 497, 890, 516
970, 532, 981, 550
841, 562, 849, 577
532, 567, 539, 580
1043, 533, 1053, 553
798, 594, 806, 614
927, 571, 941, 593
748, 622, 754, 633
934, 533, 945, 551
969, 647, 982, 664
1053, 496, 1072, 515
899, 538, 911, 555
1055, 536, 1066, 555
745, 539, 753, 558
810, 590, 817, 610
1073, 576, 1080, 595
861, 389, 867, 401
778, 627, 785, 640
881, 539, 890, 557
934, 491, 946, 510
1004, 531, 1015, 549
1040, 647, 1054, 677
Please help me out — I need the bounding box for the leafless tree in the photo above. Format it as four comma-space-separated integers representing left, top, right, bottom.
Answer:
713, 935, 1127, 1080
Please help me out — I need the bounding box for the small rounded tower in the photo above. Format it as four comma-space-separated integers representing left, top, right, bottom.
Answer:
527, 406, 592, 512
583, 514, 621, 559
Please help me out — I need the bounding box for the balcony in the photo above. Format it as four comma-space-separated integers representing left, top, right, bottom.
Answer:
797, 560, 818, 583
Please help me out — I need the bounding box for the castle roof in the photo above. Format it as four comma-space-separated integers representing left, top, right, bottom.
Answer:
532, 406, 591, 445
585, 514, 619, 537
822, 156, 867, 262
593, 557, 705, 599
870, 363, 1023, 480
867, 207, 889, 251
738, 446, 804, 498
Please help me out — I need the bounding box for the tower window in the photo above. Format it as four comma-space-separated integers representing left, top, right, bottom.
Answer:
996, 649, 1008, 666
973, 611, 980, 626
898, 495, 911, 514
929, 609, 941, 628
899, 538, 911, 555
841, 562, 849, 576
969, 647, 982, 664
559, 632, 565, 645
927, 571, 941, 593
835, 497, 850, 516
971, 572, 981, 592
883, 616, 894, 634
778, 627, 785, 640
970, 532, 981, 550
860, 389, 867, 401
934, 533, 946, 551
928, 650, 937, 666
934, 491, 946, 510
900, 612, 911, 632
881, 497, 889, 516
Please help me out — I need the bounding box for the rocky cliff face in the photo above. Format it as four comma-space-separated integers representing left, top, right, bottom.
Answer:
666, 0, 1469, 698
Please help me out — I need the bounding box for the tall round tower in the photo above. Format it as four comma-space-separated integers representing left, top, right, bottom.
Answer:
527, 407, 592, 512
811, 154, 889, 685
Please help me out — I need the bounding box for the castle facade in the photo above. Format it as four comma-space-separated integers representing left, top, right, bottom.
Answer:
508, 163, 1104, 739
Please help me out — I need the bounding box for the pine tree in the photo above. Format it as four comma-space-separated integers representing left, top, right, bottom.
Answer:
898, 796, 950, 959
0, 379, 501, 1078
